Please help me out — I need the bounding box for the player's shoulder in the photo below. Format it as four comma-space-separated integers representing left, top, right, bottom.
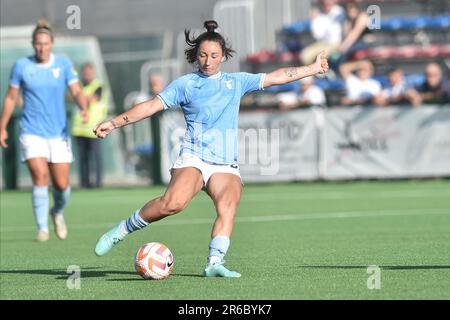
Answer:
224, 71, 257, 81
225, 71, 251, 77
53, 54, 73, 66
180, 73, 198, 82
13, 56, 34, 69
167, 73, 209, 92
225, 72, 265, 87
170, 73, 198, 86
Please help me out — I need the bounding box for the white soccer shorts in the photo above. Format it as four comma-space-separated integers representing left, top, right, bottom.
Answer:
171, 153, 242, 186
19, 134, 73, 163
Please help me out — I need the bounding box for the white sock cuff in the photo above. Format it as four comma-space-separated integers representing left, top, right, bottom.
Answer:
119, 220, 129, 235
208, 255, 223, 265
32, 185, 48, 196
134, 209, 149, 225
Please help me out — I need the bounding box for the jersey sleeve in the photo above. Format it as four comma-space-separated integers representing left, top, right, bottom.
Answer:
64, 58, 79, 86
9, 61, 23, 88
237, 72, 266, 95
157, 76, 188, 109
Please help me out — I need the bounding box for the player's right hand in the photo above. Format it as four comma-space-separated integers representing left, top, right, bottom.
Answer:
93, 121, 114, 139
0, 129, 8, 148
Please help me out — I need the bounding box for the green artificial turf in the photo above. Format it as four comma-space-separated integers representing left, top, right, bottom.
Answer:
1, 180, 449, 299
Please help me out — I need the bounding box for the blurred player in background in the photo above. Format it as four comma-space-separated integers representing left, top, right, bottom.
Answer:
93, 20, 328, 277
0, 20, 88, 242
71, 63, 109, 188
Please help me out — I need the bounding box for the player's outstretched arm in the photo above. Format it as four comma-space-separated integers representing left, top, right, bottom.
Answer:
93, 96, 164, 139
263, 51, 329, 88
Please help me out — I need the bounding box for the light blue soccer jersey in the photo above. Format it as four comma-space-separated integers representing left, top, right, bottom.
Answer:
9, 53, 79, 138
158, 71, 265, 165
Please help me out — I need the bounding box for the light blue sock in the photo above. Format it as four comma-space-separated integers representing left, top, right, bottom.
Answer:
208, 236, 230, 264
32, 186, 49, 232
52, 187, 71, 216
121, 209, 149, 234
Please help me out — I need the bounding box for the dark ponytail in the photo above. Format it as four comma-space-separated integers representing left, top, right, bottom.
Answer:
184, 20, 235, 64
204, 20, 218, 33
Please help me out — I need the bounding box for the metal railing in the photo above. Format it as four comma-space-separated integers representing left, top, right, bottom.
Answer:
212, 0, 310, 72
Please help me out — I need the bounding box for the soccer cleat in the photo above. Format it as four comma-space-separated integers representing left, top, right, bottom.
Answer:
51, 213, 68, 240
203, 262, 241, 278
37, 230, 49, 242
94, 222, 126, 256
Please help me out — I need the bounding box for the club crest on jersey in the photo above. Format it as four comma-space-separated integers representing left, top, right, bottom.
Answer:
52, 68, 61, 79
223, 80, 233, 89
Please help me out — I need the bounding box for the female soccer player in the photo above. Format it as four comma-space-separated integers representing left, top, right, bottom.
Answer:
0, 20, 88, 242
93, 20, 328, 277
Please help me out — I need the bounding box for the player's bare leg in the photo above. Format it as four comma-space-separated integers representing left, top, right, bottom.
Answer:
139, 167, 204, 222
49, 163, 71, 240
95, 167, 203, 256
203, 173, 242, 278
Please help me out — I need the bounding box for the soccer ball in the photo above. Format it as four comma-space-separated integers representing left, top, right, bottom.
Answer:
134, 242, 174, 280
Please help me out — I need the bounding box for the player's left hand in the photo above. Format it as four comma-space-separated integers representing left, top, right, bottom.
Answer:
314, 51, 329, 74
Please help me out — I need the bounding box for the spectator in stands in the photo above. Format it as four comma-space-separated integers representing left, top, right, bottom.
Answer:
335, 1, 370, 65
339, 60, 382, 106
374, 68, 421, 107
277, 76, 326, 110
415, 63, 450, 105
300, 0, 345, 66
71, 63, 109, 188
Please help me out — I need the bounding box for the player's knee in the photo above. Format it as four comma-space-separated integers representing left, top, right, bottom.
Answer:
53, 180, 70, 192
32, 172, 49, 185
160, 196, 189, 215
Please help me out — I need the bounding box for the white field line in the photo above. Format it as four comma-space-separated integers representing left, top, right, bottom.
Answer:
1, 208, 449, 233
2, 190, 449, 209
2, 190, 449, 211
241, 190, 450, 201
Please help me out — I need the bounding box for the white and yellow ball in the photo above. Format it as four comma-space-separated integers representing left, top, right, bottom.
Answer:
134, 242, 174, 280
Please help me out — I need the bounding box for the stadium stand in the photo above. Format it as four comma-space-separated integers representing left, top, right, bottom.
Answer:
241, 1, 450, 109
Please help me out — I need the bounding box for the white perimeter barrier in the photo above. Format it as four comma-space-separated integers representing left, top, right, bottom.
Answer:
158, 106, 450, 184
